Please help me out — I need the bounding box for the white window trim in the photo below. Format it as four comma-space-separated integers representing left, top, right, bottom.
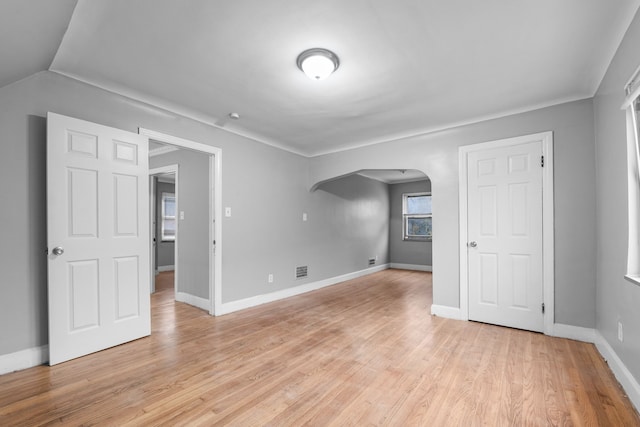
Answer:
622, 63, 640, 286
402, 192, 432, 241
160, 192, 176, 242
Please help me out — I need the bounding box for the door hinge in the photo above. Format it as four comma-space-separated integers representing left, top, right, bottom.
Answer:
541, 155, 544, 167
542, 302, 545, 314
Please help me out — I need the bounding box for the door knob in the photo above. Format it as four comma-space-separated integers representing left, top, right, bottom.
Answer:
468, 241, 477, 248
52, 246, 64, 256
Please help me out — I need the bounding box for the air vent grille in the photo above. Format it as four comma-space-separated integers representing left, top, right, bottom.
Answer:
368, 258, 376, 266
295, 265, 308, 279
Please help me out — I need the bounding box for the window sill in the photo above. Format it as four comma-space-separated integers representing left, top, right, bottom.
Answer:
624, 274, 640, 286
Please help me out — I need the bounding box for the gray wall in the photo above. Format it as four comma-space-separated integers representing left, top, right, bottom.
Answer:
593, 10, 640, 384
310, 98, 597, 328
389, 180, 432, 267
155, 180, 175, 269
0, 71, 391, 356
151, 149, 209, 299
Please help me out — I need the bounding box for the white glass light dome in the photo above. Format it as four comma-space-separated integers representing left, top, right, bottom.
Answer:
297, 48, 340, 80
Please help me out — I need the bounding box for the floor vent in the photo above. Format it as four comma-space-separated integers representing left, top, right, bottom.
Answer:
295, 265, 308, 279
368, 258, 376, 266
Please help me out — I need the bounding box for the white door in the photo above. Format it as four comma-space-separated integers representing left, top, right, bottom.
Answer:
466, 139, 544, 332
47, 112, 150, 365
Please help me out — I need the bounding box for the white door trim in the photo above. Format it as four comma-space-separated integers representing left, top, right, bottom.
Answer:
139, 128, 222, 316
459, 131, 554, 334
149, 165, 179, 299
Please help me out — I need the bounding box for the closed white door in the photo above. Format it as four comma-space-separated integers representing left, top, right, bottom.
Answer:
466, 140, 544, 332
47, 112, 150, 365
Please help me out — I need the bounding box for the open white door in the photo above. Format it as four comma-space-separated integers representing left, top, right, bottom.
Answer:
47, 112, 150, 365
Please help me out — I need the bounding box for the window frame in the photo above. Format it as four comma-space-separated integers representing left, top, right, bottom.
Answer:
623, 64, 640, 286
402, 192, 432, 241
160, 192, 176, 242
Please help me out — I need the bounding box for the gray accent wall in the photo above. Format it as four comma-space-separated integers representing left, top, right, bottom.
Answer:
389, 180, 432, 267
593, 10, 640, 385
149, 149, 209, 299
155, 180, 175, 269
0, 71, 391, 356
151, 149, 209, 299
310, 98, 597, 328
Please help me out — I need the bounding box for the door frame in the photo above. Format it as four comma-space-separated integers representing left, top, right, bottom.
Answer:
458, 131, 554, 334
149, 165, 179, 297
140, 128, 222, 316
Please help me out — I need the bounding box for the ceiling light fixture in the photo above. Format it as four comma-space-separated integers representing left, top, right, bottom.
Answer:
296, 48, 340, 80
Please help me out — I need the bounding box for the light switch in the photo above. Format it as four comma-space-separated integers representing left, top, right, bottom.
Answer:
225, 207, 232, 217
302, 212, 308, 221
180, 211, 185, 220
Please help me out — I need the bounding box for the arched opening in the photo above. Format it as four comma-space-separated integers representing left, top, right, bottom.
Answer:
312, 168, 433, 301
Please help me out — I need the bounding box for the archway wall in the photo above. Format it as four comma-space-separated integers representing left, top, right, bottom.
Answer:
309, 97, 597, 327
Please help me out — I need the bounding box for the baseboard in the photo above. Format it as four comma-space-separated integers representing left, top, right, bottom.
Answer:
550, 324, 640, 413
157, 265, 175, 272
0, 345, 49, 375
390, 263, 432, 272
594, 331, 640, 413
218, 264, 390, 315
551, 323, 597, 343
430, 304, 461, 320
175, 292, 209, 311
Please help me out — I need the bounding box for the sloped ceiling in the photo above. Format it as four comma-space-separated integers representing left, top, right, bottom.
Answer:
0, 0, 77, 89
2, 1, 639, 156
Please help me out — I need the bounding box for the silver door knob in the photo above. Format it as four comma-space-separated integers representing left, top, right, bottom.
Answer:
468, 241, 477, 248
52, 246, 64, 256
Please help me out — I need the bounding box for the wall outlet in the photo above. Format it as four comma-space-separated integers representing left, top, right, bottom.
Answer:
225, 207, 232, 217
268, 273, 274, 283
180, 211, 185, 220
618, 321, 624, 342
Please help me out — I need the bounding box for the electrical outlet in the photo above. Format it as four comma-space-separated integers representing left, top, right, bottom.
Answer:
225, 207, 231, 217
268, 273, 274, 283
618, 321, 624, 342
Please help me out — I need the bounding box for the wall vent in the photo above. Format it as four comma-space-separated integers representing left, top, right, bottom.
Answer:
295, 265, 308, 279
368, 258, 376, 266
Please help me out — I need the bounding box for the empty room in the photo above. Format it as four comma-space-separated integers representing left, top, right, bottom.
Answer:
2, 0, 640, 425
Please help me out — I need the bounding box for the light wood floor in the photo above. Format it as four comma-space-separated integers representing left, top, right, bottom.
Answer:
1, 270, 638, 426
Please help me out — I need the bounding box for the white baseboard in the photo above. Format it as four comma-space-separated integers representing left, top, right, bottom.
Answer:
594, 331, 640, 413
551, 323, 598, 343
157, 265, 175, 272
430, 304, 461, 319
0, 345, 49, 375
390, 263, 432, 272
550, 324, 639, 413
218, 264, 390, 315
176, 292, 209, 311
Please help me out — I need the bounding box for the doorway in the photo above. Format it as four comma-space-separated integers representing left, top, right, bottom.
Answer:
459, 131, 554, 334
141, 128, 222, 315
149, 166, 177, 297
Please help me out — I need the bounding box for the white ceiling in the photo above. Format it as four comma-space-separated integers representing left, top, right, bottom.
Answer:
0, 0, 76, 89
2, 1, 639, 156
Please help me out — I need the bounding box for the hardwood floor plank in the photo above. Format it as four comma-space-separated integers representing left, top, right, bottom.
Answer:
0, 270, 638, 426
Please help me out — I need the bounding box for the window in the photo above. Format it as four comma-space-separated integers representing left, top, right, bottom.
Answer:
161, 192, 176, 241
402, 192, 432, 241
623, 66, 640, 285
